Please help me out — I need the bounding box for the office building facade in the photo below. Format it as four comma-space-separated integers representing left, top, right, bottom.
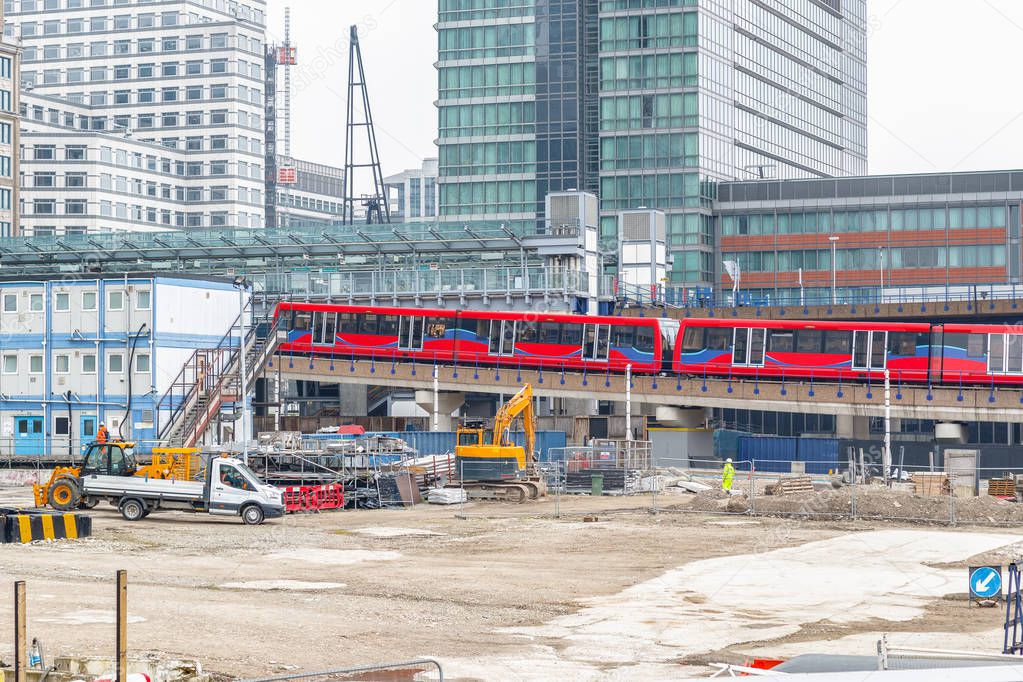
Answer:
436, 0, 595, 229
0, 0, 17, 236
436, 0, 868, 286
7, 0, 267, 231
20, 91, 257, 235
715, 170, 1023, 303
274, 156, 345, 227
385, 158, 439, 223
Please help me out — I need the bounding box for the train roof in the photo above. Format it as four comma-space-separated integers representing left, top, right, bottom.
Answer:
274, 302, 669, 327
677, 318, 934, 332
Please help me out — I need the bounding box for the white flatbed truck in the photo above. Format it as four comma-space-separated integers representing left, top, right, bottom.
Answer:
80, 454, 284, 525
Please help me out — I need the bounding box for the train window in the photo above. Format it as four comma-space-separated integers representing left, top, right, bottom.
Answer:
769, 330, 795, 353
681, 327, 705, 352
293, 311, 311, 331
502, 321, 517, 353
967, 334, 987, 359
635, 328, 655, 353
613, 327, 635, 348
425, 318, 447, 339
562, 323, 583, 346
990, 334, 1005, 372
732, 329, 749, 364
338, 313, 358, 334
360, 314, 378, 335
824, 330, 852, 354
539, 322, 561, 344
516, 320, 538, 343
311, 312, 323, 341
319, 312, 337, 345
1009, 335, 1023, 373
705, 328, 732, 350
378, 315, 399, 336
943, 333, 968, 352
797, 330, 823, 353
887, 332, 916, 356
453, 317, 482, 336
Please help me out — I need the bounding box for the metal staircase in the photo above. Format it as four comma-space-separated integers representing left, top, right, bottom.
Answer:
156, 302, 285, 448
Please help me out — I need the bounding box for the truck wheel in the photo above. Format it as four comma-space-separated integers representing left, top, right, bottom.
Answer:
48, 479, 81, 511
119, 499, 146, 522
241, 504, 265, 526
81, 497, 99, 509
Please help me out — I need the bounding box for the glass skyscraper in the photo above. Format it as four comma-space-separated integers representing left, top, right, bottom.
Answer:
437, 0, 868, 286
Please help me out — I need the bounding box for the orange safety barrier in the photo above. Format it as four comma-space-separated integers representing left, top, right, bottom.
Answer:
280, 484, 345, 513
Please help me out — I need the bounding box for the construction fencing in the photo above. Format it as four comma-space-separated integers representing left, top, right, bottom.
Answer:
546, 441, 652, 495
238, 658, 444, 681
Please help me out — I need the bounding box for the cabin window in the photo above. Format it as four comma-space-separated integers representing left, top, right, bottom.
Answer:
681, 327, 704, 352
824, 330, 852, 354
635, 327, 655, 354
769, 330, 795, 353
539, 322, 561, 344
705, 328, 732, 350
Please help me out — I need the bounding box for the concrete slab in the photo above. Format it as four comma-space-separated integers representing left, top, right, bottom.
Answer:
485, 529, 1019, 675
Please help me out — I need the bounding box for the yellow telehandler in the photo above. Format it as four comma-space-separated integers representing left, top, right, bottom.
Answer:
33, 441, 201, 511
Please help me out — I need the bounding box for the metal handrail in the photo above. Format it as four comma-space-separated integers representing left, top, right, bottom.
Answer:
173, 317, 281, 447
156, 298, 277, 443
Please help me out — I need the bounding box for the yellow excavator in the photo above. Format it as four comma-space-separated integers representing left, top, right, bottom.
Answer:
454, 384, 546, 502
34, 441, 201, 511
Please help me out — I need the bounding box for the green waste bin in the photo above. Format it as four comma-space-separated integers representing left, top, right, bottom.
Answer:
591, 473, 604, 496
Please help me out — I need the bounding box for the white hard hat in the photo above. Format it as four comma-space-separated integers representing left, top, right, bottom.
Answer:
726, 458, 732, 463
99, 422, 105, 426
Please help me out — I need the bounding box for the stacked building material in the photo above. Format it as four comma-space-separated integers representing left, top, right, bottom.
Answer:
912, 473, 951, 497
769, 477, 814, 496
428, 488, 467, 505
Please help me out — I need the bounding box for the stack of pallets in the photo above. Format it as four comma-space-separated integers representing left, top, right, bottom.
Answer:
771, 476, 814, 496
911, 472, 951, 497
987, 478, 1016, 498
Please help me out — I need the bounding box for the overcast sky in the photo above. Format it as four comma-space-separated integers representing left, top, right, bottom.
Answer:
265, 0, 1023, 179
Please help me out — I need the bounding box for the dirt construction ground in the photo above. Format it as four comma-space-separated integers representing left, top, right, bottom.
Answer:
1, 485, 1022, 681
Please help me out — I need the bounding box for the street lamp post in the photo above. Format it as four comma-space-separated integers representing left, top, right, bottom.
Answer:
233, 276, 251, 464
829, 236, 839, 305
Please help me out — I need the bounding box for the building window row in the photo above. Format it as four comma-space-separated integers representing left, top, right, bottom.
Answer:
8, 0, 264, 25
22, 57, 260, 85
722, 245, 1009, 274
721, 206, 1010, 236
2, 352, 150, 375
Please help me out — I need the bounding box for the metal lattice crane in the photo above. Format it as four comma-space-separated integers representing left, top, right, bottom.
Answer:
343, 25, 390, 225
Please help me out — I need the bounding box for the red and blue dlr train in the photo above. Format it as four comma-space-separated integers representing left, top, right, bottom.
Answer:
274, 302, 1022, 386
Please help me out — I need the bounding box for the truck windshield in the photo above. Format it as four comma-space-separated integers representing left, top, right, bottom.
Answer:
233, 462, 264, 486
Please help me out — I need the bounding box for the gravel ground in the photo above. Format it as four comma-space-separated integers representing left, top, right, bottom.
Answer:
0, 485, 1018, 679
679, 483, 1023, 525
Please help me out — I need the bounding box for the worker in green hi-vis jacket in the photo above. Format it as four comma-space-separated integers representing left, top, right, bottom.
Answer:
722, 458, 735, 492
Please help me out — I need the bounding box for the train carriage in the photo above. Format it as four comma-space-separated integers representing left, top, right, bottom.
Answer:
275, 303, 679, 374
674, 318, 1023, 386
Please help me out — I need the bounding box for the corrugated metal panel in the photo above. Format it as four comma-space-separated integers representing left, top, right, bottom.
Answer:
738, 436, 840, 475
799, 438, 840, 475
740, 436, 798, 473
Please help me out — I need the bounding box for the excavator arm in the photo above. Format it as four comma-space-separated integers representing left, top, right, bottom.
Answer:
491, 383, 536, 462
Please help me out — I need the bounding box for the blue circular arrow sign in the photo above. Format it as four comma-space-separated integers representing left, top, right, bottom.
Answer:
970, 566, 1002, 599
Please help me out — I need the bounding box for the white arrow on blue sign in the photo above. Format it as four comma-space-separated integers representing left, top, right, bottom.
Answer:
970, 566, 1002, 599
